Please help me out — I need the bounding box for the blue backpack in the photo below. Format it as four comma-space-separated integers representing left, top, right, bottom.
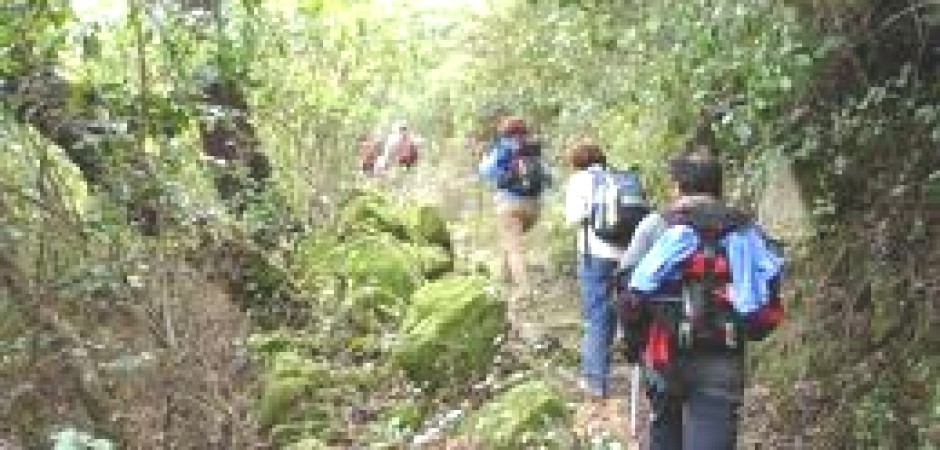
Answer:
589, 168, 650, 246
494, 136, 546, 197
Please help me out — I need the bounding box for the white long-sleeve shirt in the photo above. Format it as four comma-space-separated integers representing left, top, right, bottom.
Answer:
376, 132, 403, 171
565, 165, 626, 260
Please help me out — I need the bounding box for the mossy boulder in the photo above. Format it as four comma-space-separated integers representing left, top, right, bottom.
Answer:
345, 284, 405, 328
332, 191, 453, 282
298, 232, 451, 297
410, 244, 454, 280
394, 276, 506, 389
337, 192, 409, 241
460, 380, 570, 449
404, 204, 452, 251
337, 191, 452, 251
331, 233, 424, 299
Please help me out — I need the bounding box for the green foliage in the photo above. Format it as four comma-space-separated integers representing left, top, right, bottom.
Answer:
405, 204, 453, 251
338, 190, 452, 250
338, 191, 411, 240
0, 1, 74, 76
254, 184, 462, 445
395, 275, 506, 389
334, 233, 425, 299
460, 379, 569, 449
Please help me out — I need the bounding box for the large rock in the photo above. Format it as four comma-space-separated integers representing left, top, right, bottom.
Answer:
338, 191, 452, 253
460, 380, 569, 449
409, 244, 454, 280
394, 276, 506, 389
338, 192, 410, 242
404, 204, 453, 252
294, 232, 424, 300
331, 233, 425, 300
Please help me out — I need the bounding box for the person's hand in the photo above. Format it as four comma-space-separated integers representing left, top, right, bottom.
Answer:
613, 266, 631, 285
612, 265, 625, 279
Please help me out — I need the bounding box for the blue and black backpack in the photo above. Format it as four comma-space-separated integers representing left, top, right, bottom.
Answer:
495, 136, 546, 197
588, 167, 650, 246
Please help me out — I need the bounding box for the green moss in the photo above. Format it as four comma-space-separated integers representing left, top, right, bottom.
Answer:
247, 331, 323, 358
461, 380, 570, 449
337, 192, 452, 252
394, 276, 506, 389
331, 233, 424, 299
257, 351, 332, 428
337, 193, 410, 241
258, 376, 318, 428
410, 244, 454, 280
405, 204, 452, 251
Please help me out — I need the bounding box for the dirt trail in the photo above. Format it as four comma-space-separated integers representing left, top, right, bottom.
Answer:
378, 138, 645, 446
370, 136, 784, 448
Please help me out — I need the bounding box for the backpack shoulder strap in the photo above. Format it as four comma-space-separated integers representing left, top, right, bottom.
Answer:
664, 203, 750, 241
498, 137, 519, 157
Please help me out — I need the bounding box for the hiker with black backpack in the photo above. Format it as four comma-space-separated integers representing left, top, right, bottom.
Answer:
616, 154, 785, 450
564, 139, 651, 415
478, 116, 550, 324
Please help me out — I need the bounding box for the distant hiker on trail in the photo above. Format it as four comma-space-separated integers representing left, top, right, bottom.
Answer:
377, 121, 419, 173
564, 139, 650, 411
616, 154, 785, 449
478, 116, 550, 323
358, 133, 381, 175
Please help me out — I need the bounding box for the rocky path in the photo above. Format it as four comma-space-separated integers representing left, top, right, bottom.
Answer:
380, 139, 646, 447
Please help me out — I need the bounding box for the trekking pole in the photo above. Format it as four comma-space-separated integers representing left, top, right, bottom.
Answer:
630, 363, 640, 443
613, 272, 642, 449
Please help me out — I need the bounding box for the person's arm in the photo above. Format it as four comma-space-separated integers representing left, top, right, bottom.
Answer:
628, 225, 698, 293
377, 135, 394, 170
618, 213, 666, 273
564, 172, 590, 226
477, 144, 501, 182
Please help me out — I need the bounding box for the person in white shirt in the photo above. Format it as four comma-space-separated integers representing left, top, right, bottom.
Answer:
564, 139, 625, 401
377, 121, 415, 172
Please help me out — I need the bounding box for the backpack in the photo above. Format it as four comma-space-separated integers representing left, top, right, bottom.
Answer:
495, 136, 546, 197
588, 168, 650, 246
396, 133, 418, 167
620, 204, 785, 390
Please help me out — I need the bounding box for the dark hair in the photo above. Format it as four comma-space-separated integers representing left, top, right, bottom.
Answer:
667, 154, 723, 197
568, 138, 606, 170
500, 116, 528, 136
